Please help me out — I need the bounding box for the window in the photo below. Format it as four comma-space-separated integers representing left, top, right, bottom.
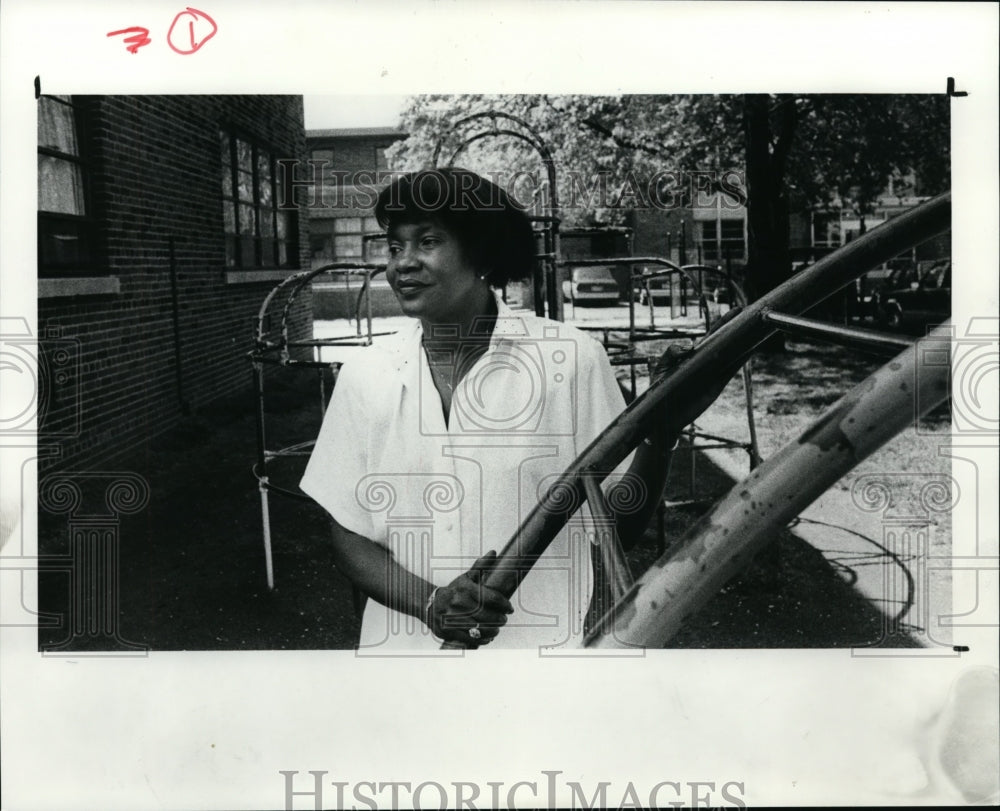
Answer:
221, 131, 297, 269
327, 215, 386, 261
374, 146, 388, 171
334, 234, 363, 259
841, 216, 885, 245
38, 95, 93, 274
334, 216, 362, 233
332, 216, 362, 259
309, 215, 386, 267
310, 233, 334, 263
812, 212, 842, 248
699, 218, 746, 262
719, 220, 745, 260
363, 232, 388, 262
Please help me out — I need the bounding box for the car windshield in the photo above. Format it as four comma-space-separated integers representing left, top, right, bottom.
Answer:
884, 266, 918, 289
921, 263, 950, 288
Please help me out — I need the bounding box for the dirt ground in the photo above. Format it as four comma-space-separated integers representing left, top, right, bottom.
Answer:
36, 334, 951, 652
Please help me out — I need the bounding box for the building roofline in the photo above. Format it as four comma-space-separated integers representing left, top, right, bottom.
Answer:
307, 127, 407, 139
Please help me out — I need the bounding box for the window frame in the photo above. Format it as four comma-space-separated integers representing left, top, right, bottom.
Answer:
698, 217, 747, 263
220, 128, 299, 270
37, 94, 97, 276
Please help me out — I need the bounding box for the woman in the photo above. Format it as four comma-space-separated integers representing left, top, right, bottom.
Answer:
301, 168, 672, 651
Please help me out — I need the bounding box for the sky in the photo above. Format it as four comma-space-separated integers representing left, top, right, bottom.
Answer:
303, 95, 408, 130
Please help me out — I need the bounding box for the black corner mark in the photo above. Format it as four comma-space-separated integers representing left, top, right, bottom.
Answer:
946, 77, 968, 98
34, 75, 41, 99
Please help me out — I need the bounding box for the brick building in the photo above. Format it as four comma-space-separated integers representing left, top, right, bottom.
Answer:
37, 95, 310, 470
305, 127, 406, 267
632, 174, 947, 282
303, 127, 406, 318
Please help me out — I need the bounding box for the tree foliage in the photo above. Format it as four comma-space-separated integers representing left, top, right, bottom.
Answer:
386, 93, 950, 293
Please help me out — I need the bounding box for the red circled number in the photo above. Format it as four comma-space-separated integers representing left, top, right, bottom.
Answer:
167, 7, 217, 55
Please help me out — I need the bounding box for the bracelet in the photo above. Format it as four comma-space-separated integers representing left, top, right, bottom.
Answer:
424, 586, 439, 628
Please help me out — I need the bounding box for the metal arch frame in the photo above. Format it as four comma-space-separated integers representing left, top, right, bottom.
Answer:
632, 261, 713, 334
435, 112, 763, 536
444, 192, 951, 650
558, 256, 763, 499
253, 262, 389, 357
681, 263, 740, 320
432, 111, 564, 322
250, 261, 388, 589
558, 257, 732, 341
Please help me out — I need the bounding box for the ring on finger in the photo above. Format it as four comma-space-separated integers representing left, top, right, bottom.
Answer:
468, 624, 482, 641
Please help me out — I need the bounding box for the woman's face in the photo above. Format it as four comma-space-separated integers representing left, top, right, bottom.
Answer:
385, 218, 489, 329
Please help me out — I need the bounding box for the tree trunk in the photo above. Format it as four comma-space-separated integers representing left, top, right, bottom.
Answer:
743, 94, 794, 352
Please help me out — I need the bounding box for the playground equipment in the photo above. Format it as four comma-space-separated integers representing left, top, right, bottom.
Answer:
250, 263, 386, 590
249, 110, 764, 590
432, 110, 564, 321
248, 110, 950, 651
440, 191, 951, 649
435, 110, 761, 509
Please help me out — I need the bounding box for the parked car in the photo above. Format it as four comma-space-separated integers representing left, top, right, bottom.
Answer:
876, 259, 951, 330
562, 266, 620, 306
860, 264, 919, 319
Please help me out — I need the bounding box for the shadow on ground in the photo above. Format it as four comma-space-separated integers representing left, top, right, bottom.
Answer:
37, 374, 920, 652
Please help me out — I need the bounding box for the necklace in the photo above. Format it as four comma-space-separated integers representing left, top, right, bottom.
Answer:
422, 297, 496, 397
423, 344, 457, 395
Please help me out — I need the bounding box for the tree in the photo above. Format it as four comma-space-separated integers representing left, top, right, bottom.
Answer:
386, 93, 950, 300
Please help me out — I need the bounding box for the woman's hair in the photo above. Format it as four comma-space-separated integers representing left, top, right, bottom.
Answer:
374, 168, 537, 287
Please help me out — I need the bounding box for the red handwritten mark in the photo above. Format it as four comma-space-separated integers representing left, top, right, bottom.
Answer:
167, 7, 217, 55
107, 27, 152, 54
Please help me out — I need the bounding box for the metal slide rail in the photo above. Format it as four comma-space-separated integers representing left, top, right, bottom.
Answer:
450, 192, 951, 649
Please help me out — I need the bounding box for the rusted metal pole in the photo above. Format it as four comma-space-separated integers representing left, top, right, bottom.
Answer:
584, 323, 952, 648
763, 310, 914, 354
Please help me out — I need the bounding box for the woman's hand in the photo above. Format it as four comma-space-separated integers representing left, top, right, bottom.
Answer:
426, 551, 514, 647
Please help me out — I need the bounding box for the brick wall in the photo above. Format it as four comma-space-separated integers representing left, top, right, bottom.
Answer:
307, 131, 404, 178
38, 95, 311, 471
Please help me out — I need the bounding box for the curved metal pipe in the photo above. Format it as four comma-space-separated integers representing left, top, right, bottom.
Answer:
448, 192, 951, 647
585, 322, 952, 648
